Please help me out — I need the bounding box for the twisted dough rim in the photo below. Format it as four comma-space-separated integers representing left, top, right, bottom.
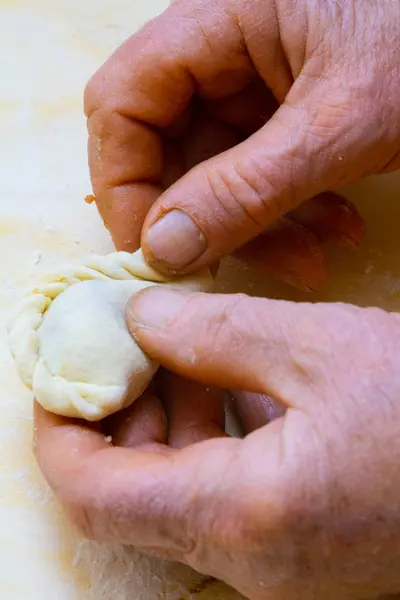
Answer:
8, 250, 212, 420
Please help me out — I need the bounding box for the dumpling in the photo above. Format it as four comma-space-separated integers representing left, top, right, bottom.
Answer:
8, 249, 212, 421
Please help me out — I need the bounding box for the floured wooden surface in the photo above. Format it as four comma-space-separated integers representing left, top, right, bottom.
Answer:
0, 0, 399, 598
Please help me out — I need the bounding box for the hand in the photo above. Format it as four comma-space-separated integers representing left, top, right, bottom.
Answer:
35, 286, 400, 600
84, 0, 398, 281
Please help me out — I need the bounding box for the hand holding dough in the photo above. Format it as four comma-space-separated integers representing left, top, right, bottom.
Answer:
8, 249, 212, 421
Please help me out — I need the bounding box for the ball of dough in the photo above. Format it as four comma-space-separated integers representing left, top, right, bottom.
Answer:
8, 249, 212, 421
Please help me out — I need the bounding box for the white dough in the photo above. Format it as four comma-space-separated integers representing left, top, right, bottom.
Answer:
8, 249, 212, 421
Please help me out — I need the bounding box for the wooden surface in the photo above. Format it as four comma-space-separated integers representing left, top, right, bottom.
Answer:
1, 0, 400, 598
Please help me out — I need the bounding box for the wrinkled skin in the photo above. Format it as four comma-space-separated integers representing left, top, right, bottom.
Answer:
36, 290, 400, 600
35, 1, 400, 599
84, 0, 398, 282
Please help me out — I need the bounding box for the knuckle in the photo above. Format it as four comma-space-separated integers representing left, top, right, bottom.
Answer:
83, 50, 123, 118
236, 153, 290, 221
87, 106, 162, 190
202, 157, 285, 242
84, 71, 102, 118
197, 294, 250, 354
86, 107, 119, 151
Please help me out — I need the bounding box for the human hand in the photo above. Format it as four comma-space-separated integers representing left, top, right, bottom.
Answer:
84, 0, 399, 283
35, 286, 400, 600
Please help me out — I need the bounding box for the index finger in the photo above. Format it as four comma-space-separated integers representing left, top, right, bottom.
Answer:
84, 0, 256, 250
33, 401, 240, 554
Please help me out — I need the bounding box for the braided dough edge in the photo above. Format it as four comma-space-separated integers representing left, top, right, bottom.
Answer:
8, 250, 212, 420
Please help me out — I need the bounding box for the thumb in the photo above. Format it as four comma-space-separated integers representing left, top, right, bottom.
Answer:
126, 287, 355, 410
141, 80, 354, 275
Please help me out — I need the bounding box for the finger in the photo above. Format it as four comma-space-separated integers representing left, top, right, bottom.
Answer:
34, 401, 315, 596
104, 391, 167, 449
95, 183, 163, 252
84, 0, 259, 251
233, 195, 364, 291
231, 391, 286, 435
161, 115, 238, 274
234, 218, 327, 292
158, 370, 226, 449
34, 401, 241, 559
289, 192, 365, 247
87, 107, 164, 251
202, 78, 278, 137
162, 111, 238, 197
141, 79, 361, 275
182, 112, 238, 172
161, 141, 186, 190
127, 287, 362, 409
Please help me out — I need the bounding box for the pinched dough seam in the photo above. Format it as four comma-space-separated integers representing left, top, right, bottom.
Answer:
7, 251, 177, 418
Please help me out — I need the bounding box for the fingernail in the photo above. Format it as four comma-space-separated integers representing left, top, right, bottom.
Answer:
145, 210, 206, 270
127, 287, 187, 331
